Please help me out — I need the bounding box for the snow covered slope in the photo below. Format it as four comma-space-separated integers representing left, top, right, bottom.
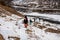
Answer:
0, 1, 60, 40
0, 11, 60, 40
24, 12, 60, 22
0, 13, 22, 40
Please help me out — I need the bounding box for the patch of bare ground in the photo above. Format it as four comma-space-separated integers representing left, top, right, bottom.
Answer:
45, 24, 51, 26
0, 34, 4, 40
8, 36, 20, 40
38, 25, 46, 29
0, 4, 24, 17
26, 29, 32, 34
34, 22, 46, 29
34, 22, 41, 27
0, 24, 1, 26
0, 6, 12, 16
57, 29, 60, 31
45, 28, 60, 34
0, 13, 7, 17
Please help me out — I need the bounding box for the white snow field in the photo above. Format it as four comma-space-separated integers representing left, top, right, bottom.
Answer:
0, 13, 60, 40
24, 12, 60, 21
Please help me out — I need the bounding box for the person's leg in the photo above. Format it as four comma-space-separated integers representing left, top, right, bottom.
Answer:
24, 24, 27, 28
25, 24, 27, 28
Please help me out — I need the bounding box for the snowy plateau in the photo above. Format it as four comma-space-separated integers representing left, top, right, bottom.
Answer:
0, 12, 60, 40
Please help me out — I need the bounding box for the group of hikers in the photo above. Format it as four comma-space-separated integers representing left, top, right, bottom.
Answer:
23, 16, 32, 28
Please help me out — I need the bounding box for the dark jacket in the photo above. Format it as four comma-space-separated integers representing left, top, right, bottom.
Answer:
23, 19, 28, 24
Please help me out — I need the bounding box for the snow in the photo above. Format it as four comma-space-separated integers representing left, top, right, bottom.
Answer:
0, 13, 60, 40
12, 0, 25, 5
0, 14, 21, 40
25, 12, 60, 21
20, 28, 28, 40
28, 2, 38, 4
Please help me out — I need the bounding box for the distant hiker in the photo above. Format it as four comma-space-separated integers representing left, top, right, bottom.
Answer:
39, 18, 40, 22
34, 18, 35, 22
23, 16, 28, 28
30, 19, 32, 25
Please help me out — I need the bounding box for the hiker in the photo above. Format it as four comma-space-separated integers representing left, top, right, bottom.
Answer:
39, 18, 40, 22
30, 19, 32, 25
34, 18, 35, 22
23, 16, 28, 28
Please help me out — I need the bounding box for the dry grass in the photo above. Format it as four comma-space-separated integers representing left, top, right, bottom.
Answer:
38, 25, 46, 29
0, 34, 4, 40
8, 36, 20, 40
0, 4, 24, 17
26, 29, 32, 34
34, 22, 46, 29
45, 28, 60, 34
34, 22, 41, 27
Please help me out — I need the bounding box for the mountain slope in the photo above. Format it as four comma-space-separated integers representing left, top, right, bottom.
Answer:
0, 4, 24, 17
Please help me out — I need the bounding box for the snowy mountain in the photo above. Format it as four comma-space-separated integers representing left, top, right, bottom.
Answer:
0, 0, 60, 40
0, 8, 60, 40
0, 13, 60, 40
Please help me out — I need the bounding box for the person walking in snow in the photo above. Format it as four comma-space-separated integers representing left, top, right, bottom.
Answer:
30, 19, 32, 25
23, 16, 28, 28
